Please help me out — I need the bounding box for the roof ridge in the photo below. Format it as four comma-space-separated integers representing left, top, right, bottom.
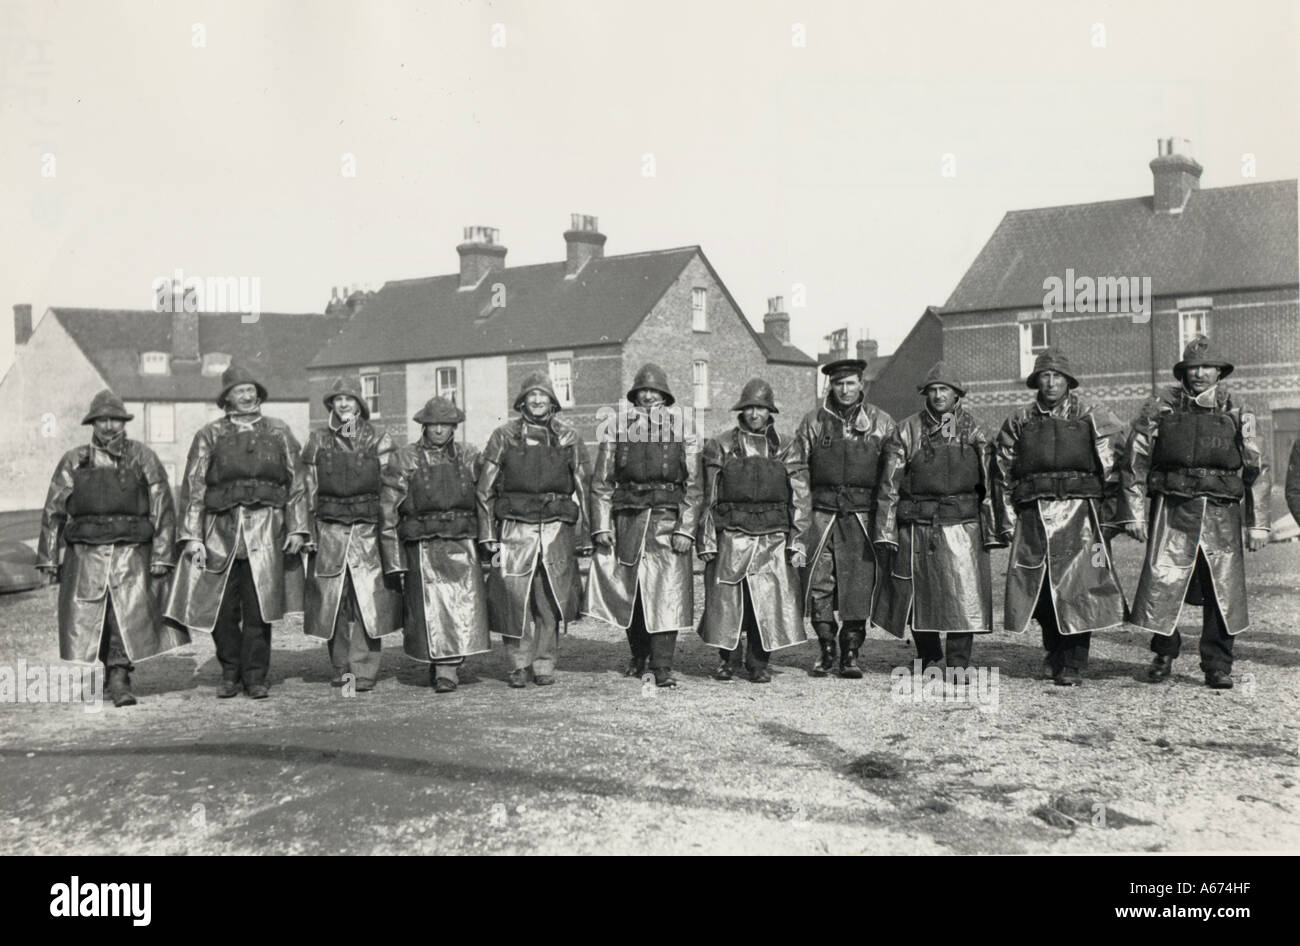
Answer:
1005, 177, 1297, 217
379, 245, 701, 288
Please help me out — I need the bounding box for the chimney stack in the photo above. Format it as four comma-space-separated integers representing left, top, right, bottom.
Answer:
457, 226, 507, 288
857, 337, 877, 364
346, 288, 369, 315
764, 296, 790, 345
564, 214, 606, 277
13, 303, 32, 346
172, 300, 200, 366
1150, 137, 1202, 214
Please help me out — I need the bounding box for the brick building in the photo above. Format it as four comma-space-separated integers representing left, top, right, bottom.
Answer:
308, 215, 817, 447
0, 301, 347, 512
938, 139, 1299, 516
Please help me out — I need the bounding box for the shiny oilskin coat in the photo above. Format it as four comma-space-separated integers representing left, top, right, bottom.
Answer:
301, 421, 402, 641
165, 414, 309, 633
37, 439, 189, 663
996, 393, 1128, 636
1118, 384, 1269, 636
873, 406, 999, 636
584, 409, 702, 634
476, 414, 593, 638
696, 421, 811, 651
794, 395, 896, 619
382, 439, 491, 661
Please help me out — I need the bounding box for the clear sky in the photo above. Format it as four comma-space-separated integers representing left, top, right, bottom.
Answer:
3, 0, 1297, 372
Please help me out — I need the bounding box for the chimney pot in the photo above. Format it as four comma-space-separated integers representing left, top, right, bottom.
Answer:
1150, 137, 1202, 214
763, 294, 790, 345
856, 338, 878, 364
457, 226, 508, 288
171, 305, 200, 364
13, 303, 33, 346
564, 213, 606, 277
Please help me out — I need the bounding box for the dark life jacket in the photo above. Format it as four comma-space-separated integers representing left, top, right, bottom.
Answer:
1012, 414, 1102, 503
495, 441, 579, 524
65, 462, 154, 545
399, 452, 478, 541
809, 436, 880, 514
204, 427, 290, 511
899, 440, 982, 524
1149, 409, 1245, 500
315, 445, 383, 525
612, 439, 687, 511
715, 453, 790, 535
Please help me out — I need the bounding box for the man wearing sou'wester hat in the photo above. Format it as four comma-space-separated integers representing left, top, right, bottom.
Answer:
1118, 336, 1270, 689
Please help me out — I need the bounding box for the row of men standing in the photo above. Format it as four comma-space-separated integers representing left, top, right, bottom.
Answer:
38, 335, 1276, 703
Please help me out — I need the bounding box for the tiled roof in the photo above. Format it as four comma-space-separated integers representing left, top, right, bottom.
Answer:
311, 247, 701, 368
757, 332, 817, 366
51, 308, 348, 401
863, 354, 894, 382
944, 179, 1299, 312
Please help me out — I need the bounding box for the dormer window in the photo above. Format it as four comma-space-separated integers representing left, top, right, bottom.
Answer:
141, 351, 170, 375
202, 353, 231, 377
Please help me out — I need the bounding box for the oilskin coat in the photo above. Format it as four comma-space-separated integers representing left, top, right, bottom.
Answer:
696, 421, 811, 652
166, 414, 309, 632
476, 415, 592, 638
301, 419, 402, 640
585, 406, 701, 634
873, 406, 999, 637
996, 393, 1128, 636
382, 438, 491, 661
1118, 384, 1269, 635
37, 438, 188, 663
794, 395, 895, 620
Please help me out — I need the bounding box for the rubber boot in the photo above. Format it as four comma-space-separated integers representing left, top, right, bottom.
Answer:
811, 622, 838, 677
839, 623, 865, 679
107, 667, 137, 708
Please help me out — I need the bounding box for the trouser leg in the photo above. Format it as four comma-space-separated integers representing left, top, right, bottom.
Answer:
913, 631, 943, 667
212, 564, 245, 681
945, 633, 974, 669
625, 592, 651, 660
1194, 555, 1234, 673
648, 630, 677, 672
530, 566, 561, 676
1151, 629, 1182, 658
741, 583, 769, 674
433, 658, 463, 684
339, 573, 382, 684
233, 559, 272, 686
99, 598, 133, 671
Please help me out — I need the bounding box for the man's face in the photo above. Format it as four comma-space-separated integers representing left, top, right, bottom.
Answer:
740, 406, 771, 432
830, 373, 862, 406
634, 388, 666, 412
524, 390, 553, 420
1185, 364, 1221, 394
1036, 370, 1068, 406
925, 384, 958, 416
226, 383, 261, 413
423, 422, 455, 446
331, 394, 360, 420
92, 417, 124, 438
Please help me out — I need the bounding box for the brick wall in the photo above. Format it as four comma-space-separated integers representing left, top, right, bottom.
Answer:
507, 344, 622, 445
866, 309, 944, 424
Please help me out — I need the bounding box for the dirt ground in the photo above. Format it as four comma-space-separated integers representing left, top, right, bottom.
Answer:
2, 541, 1297, 855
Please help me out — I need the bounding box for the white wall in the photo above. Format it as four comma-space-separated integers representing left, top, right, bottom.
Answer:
405, 355, 507, 449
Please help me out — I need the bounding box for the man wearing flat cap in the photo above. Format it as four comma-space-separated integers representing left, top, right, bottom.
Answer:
37, 390, 188, 707
383, 396, 491, 693
873, 363, 1003, 668
995, 348, 1127, 686
585, 363, 701, 688
793, 357, 896, 678
301, 377, 401, 691
1119, 336, 1270, 689
166, 361, 309, 698
697, 378, 810, 683
477, 372, 592, 688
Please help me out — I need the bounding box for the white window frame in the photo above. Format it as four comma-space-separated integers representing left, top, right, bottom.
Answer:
436, 365, 459, 405
1018, 318, 1051, 379
201, 353, 230, 377
360, 372, 381, 417
140, 351, 170, 375
1179, 310, 1210, 351
692, 359, 710, 408
691, 287, 708, 332
548, 354, 575, 408
145, 402, 175, 443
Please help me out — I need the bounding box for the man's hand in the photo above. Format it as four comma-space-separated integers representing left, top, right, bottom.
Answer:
385, 571, 405, 592
593, 532, 614, 550
788, 549, 807, 569
479, 541, 501, 567
999, 531, 1015, 547
186, 540, 207, 569
149, 563, 171, 577
874, 541, 897, 557
1247, 529, 1269, 553
698, 551, 716, 563
670, 534, 692, 554
284, 534, 305, 555
1124, 522, 1148, 543
38, 565, 59, 586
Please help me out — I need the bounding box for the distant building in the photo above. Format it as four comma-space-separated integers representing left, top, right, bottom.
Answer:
0, 300, 347, 512
938, 138, 1299, 488
859, 307, 944, 422
308, 215, 818, 446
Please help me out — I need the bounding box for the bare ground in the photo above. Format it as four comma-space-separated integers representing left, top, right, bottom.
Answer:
1, 542, 1298, 855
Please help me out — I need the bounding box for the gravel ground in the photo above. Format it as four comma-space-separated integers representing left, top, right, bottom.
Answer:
1, 541, 1297, 855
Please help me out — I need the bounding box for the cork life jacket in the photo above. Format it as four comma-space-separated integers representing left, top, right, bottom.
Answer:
315, 443, 382, 525
809, 434, 880, 514
399, 447, 478, 541
899, 438, 982, 524
495, 439, 579, 524
204, 427, 290, 511
65, 457, 154, 545
714, 434, 790, 535
1012, 413, 1102, 503
1150, 409, 1244, 500
612, 439, 687, 511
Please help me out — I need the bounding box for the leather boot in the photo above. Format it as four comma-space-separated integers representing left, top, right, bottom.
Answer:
107, 667, 137, 708
1146, 654, 1174, 682
839, 624, 865, 679
811, 622, 838, 677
